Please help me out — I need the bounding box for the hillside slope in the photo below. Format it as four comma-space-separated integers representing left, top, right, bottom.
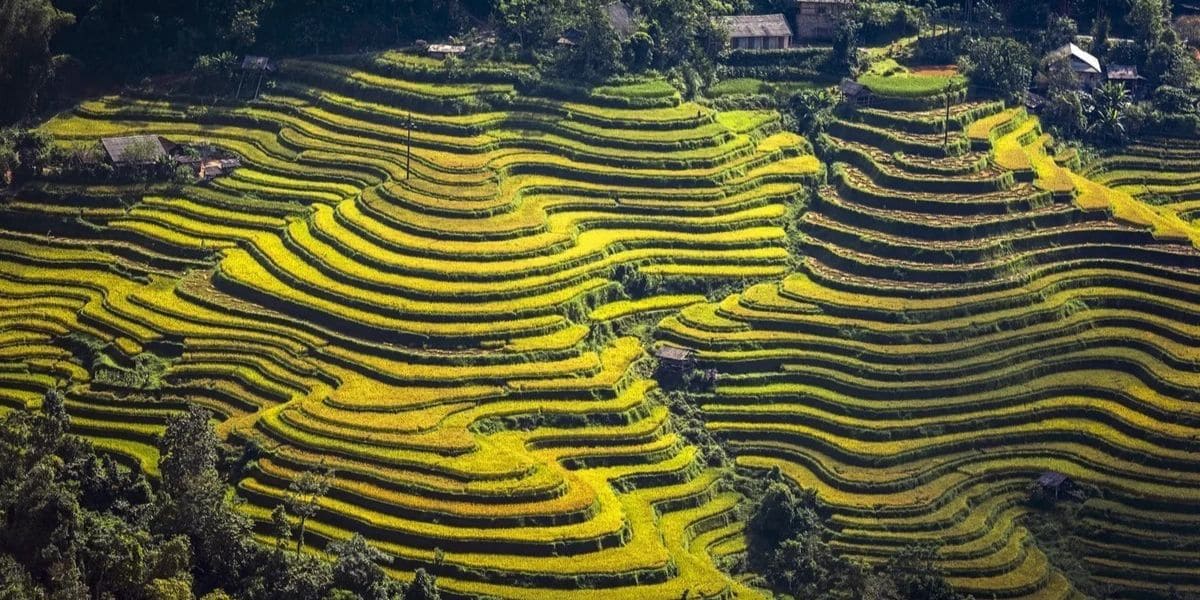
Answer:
658, 84, 1200, 599
0, 52, 821, 598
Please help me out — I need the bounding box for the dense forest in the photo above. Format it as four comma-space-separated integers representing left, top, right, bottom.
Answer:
3, 0, 1199, 125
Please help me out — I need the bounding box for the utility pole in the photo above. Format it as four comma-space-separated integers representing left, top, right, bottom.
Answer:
944, 84, 951, 149
404, 113, 417, 180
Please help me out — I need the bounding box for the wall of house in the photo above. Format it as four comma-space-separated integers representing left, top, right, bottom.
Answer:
730, 35, 791, 50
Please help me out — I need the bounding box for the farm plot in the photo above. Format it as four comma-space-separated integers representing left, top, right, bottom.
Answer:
1089, 137, 1200, 237
0, 53, 825, 599
658, 77, 1200, 599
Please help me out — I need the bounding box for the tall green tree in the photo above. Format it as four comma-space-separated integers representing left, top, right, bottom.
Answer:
286, 467, 333, 555
497, 0, 568, 51
960, 36, 1033, 102
328, 534, 404, 600
156, 406, 252, 591
404, 569, 440, 600
0, 0, 74, 124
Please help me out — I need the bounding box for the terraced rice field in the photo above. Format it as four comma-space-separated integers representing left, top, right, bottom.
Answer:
658, 88, 1200, 598
1089, 137, 1200, 234
3, 49, 1198, 599
0, 51, 820, 598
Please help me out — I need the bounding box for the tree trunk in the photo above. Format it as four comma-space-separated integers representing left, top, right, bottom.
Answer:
296, 516, 307, 554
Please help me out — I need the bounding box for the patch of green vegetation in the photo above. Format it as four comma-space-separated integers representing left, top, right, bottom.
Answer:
857, 73, 965, 97
708, 78, 774, 97
593, 79, 679, 100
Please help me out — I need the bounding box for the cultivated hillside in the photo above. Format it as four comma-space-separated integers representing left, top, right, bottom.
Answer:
0, 52, 820, 598
2, 51, 1199, 599
658, 79, 1200, 598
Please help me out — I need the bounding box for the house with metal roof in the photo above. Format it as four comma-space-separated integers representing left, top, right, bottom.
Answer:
1048, 43, 1103, 88
559, 1, 639, 46
1105, 63, 1144, 94
720, 14, 793, 50
100, 135, 173, 165
654, 345, 696, 371
241, 55, 274, 71
1033, 471, 1082, 502
839, 77, 871, 107
1106, 64, 1140, 81
427, 44, 466, 59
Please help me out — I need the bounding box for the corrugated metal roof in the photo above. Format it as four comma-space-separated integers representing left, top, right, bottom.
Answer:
720, 14, 792, 39
839, 77, 866, 96
1049, 43, 1101, 74
100, 135, 168, 164
428, 44, 466, 54
1037, 471, 1069, 487
1106, 64, 1141, 80
242, 55, 272, 70
655, 346, 695, 361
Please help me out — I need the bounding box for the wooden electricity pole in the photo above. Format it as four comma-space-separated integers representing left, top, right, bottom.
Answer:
944, 86, 952, 149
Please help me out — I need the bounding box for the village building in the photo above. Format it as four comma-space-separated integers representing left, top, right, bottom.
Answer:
197, 157, 243, 181
100, 135, 174, 165
237, 55, 275, 100
839, 77, 872, 107
241, 55, 274, 72
427, 44, 466, 59
1106, 63, 1144, 94
654, 346, 696, 374
98, 136, 241, 180
720, 14, 793, 50
793, 0, 855, 41
1031, 471, 1084, 503
1048, 43, 1103, 89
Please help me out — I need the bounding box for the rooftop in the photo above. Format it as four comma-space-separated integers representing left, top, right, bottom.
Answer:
427, 44, 466, 54
100, 135, 170, 164
719, 14, 792, 39
1049, 43, 1101, 74
839, 77, 867, 96
1107, 64, 1142, 80
241, 55, 273, 71
655, 346, 695, 362
1037, 471, 1070, 487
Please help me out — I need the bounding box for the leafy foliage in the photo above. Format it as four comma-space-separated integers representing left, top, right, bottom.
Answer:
0, 396, 432, 600
959, 36, 1033, 102
0, 0, 74, 124
744, 474, 968, 600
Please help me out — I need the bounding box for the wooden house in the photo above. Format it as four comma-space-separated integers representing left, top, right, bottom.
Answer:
560, 1, 638, 46
720, 14, 793, 50
100, 135, 173, 165
1106, 64, 1144, 94
427, 44, 466, 59
1047, 43, 1103, 89
654, 346, 696, 373
839, 78, 871, 107
1032, 471, 1083, 502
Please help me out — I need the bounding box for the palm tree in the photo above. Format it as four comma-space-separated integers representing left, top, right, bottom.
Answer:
1088, 106, 1128, 146
1091, 80, 1131, 115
